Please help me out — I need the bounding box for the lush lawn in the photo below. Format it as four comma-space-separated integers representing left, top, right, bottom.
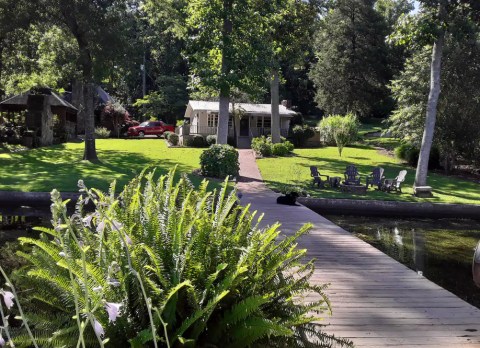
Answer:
0, 139, 208, 192
256, 145, 480, 204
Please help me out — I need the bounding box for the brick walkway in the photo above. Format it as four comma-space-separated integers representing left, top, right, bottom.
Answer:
237, 149, 480, 347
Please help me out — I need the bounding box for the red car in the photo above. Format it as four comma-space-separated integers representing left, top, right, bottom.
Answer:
127, 120, 175, 137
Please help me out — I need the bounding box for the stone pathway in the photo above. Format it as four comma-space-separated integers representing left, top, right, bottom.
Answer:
237, 149, 480, 347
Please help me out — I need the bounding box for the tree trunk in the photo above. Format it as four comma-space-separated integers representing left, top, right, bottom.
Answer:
83, 82, 98, 161
71, 79, 85, 134
414, 21, 445, 187
217, 0, 233, 145
77, 36, 98, 161
270, 69, 281, 143
217, 91, 230, 144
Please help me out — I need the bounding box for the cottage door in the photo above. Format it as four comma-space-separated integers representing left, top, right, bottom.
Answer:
239, 118, 249, 136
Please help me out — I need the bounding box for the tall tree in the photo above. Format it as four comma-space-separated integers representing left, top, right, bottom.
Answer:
39, 0, 129, 161
0, 0, 39, 95
392, 0, 480, 187
390, 3, 480, 173
309, 0, 391, 118
258, 0, 322, 143
414, 0, 446, 187
185, 0, 269, 144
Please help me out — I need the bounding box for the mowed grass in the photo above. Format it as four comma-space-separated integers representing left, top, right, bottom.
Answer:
256, 145, 480, 204
0, 139, 207, 192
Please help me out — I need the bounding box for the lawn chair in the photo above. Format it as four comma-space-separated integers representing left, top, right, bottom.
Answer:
344, 165, 361, 185
381, 170, 407, 193
366, 167, 385, 189
310, 166, 329, 188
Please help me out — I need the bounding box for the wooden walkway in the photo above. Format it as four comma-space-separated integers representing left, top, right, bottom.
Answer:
237, 149, 480, 347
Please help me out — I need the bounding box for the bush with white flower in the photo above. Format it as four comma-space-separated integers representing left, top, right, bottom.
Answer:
0, 168, 352, 348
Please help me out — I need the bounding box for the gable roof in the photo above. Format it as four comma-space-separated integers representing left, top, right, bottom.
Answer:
0, 89, 78, 113
185, 100, 297, 118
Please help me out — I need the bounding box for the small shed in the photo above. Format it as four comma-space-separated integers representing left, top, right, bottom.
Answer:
0, 88, 78, 145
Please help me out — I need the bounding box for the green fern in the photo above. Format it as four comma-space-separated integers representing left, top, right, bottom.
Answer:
8, 167, 352, 347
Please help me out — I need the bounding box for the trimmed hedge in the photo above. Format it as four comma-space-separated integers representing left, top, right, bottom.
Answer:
291, 125, 315, 147
163, 131, 172, 140
185, 134, 207, 147
200, 144, 239, 178
252, 136, 294, 157
395, 143, 440, 169
169, 133, 179, 146
206, 135, 217, 146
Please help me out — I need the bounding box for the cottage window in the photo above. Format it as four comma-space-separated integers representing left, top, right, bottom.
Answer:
256, 117, 271, 128
207, 113, 218, 127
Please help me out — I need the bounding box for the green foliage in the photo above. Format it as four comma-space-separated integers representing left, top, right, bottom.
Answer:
185, 0, 271, 98
200, 145, 239, 178
318, 113, 359, 147
271, 143, 290, 156
9, 168, 350, 347
184, 135, 207, 148
252, 136, 294, 157
163, 131, 172, 140
133, 76, 188, 124
251, 136, 272, 157
389, 23, 480, 167
168, 133, 179, 146
206, 135, 217, 146
94, 127, 111, 139
395, 143, 440, 168
291, 125, 315, 147
310, 0, 392, 118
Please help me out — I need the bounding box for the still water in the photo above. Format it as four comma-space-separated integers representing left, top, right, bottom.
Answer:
326, 215, 480, 309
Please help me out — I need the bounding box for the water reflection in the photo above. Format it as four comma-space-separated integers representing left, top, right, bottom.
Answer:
0, 214, 44, 245
326, 215, 480, 309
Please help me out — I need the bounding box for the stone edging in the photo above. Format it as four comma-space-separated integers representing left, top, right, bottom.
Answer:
298, 197, 480, 220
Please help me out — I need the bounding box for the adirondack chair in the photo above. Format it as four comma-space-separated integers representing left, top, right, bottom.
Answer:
344, 165, 361, 185
366, 167, 385, 189
310, 166, 329, 188
381, 170, 407, 193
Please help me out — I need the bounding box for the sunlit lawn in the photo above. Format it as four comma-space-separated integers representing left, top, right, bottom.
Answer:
257, 145, 480, 204
0, 139, 207, 192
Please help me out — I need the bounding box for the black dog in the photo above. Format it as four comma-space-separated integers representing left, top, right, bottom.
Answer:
276, 192, 299, 206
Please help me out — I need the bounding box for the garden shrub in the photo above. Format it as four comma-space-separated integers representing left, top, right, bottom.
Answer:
206, 134, 217, 146
395, 143, 440, 168
163, 130, 172, 140
252, 136, 294, 157
168, 133, 179, 146
94, 126, 111, 139
200, 144, 239, 178
185, 134, 207, 147
318, 113, 359, 146
1, 169, 351, 347
251, 136, 272, 157
291, 125, 315, 147
272, 142, 290, 156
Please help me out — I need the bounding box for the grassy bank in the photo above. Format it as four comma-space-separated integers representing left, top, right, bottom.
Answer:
256, 145, 480, 205
0, 139, 206, 192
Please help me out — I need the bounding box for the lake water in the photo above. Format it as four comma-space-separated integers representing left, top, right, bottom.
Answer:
326, 215, 480, 309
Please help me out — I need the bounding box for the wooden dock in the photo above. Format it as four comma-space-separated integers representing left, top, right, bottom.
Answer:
237, 150, 480, 347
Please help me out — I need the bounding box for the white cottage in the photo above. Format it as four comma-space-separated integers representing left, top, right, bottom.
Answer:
183, 100, 296, 148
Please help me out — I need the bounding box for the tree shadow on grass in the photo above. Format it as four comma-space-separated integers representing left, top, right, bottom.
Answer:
0, 144, 215, 193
